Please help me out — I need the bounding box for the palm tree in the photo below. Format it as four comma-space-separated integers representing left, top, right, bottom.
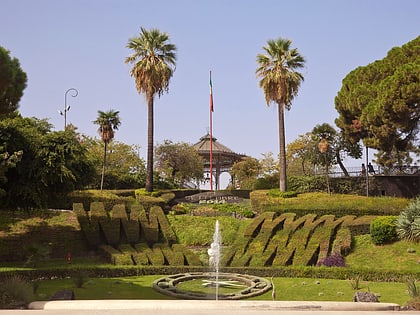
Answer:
125, 27, 177, 192
93, 109, 121, 190
256, 38, 305, 191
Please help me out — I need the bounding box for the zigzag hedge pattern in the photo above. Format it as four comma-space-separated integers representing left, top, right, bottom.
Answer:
222, 212, 372, 267
74, 202, 201, 266
74, 203, 374, 267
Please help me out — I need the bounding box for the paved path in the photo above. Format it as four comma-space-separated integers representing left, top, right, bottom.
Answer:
1, 300, 418, 315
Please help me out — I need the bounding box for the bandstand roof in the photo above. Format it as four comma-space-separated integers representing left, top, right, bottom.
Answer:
193, 133, 236, 154
193, 133, 245, 172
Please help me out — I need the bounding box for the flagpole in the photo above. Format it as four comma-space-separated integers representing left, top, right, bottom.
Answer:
209, 70, 214, 191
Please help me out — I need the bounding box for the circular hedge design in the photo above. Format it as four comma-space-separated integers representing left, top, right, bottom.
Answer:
153, 272, 272, 300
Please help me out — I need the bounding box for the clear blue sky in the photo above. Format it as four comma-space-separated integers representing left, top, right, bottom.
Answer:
2, 0, 419, 166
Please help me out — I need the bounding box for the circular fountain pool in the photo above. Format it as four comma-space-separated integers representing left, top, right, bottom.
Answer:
153, 272, 272, 300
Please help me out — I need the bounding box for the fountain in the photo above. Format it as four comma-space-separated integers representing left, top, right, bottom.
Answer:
152, 220, 272, 300
207, 220, 221, 300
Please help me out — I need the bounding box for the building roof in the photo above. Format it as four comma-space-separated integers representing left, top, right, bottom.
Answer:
192, 133, 235, 154
192, 133, 246, 173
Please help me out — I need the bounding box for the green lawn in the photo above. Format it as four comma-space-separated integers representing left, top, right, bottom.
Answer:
33, 275, 411, 306
346, 235, 420, 271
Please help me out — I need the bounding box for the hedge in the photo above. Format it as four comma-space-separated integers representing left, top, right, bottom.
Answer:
1, 265, 417, 283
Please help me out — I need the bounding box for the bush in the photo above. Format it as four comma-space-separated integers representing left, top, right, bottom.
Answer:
268, 189, 298, 198
72, 269, 89, 288
395, 197, 420, 243
0, 275, 34, 309
316, 253, 346, 267
370, 216, 398, 245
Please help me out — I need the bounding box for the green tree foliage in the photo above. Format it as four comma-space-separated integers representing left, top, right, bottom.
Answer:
155, 140, 203, 188
125, 27, 177, 192
0, 47, 27, 117
230, 156, 261, 189
0, 146, 22, 199
0, 116, 95, 209
286, 133, 317, 175
259, 152, 278, 176
256, 38, 305, 191
84, 137, 146, 189
93, 110, 121, 190
311, 123, 362, 176
335, 36, 420, 170
286, 125, 362, 177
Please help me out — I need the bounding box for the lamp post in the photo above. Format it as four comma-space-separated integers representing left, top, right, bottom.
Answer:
59, 88, 78, 129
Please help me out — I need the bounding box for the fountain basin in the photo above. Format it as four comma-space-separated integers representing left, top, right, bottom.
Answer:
153, 272, 272, 300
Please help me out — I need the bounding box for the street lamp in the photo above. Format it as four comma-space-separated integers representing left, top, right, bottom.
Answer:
58, 88, 78, 129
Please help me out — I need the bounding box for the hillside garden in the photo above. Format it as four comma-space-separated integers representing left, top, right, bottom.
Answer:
0, 190, 419, 309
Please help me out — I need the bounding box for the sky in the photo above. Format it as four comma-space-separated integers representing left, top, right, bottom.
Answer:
2, 0, 419, 169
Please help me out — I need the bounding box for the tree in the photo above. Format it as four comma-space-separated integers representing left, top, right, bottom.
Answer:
155, 140, 203, 188
260, 152, 278, 176
335, 36, 420, 170
125, 27, 177, 192
83, 137, 146, 189
93, 110, 121, 191
230, 156, 261, 190
311, 123, 362, 176
0, 47, 27, 117
0, 115, 95, 209
286, 133, 317, 175
0, 146, 22, 199
256, 38, 305, 191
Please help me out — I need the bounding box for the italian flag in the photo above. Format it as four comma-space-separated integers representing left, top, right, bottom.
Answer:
210, 71, 214, 112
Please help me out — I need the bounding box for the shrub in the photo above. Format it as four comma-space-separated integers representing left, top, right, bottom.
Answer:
0, 275, 34, 309
349, 275, 363, 290
268, 189, 298, 198
24, 243, 51, 267
370, 216, 398, 245
72, 269, 89, 288
395, 197, 420, 243
407, 276, 419, 299
316, 253, 345, 267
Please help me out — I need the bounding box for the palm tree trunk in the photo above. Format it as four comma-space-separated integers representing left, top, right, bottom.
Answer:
100, 141, 107, 191
145, 96, 154, 192
278, 103, 287, 191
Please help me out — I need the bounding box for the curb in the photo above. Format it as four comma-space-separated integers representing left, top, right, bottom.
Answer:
29, 300, 401, 311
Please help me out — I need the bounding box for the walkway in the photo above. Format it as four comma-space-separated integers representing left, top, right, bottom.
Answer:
2, 300, 418, 315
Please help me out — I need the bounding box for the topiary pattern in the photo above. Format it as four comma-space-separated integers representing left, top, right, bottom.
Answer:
75, 204, 376, 267
222, 212, 375, 267
75, 202, 201, 266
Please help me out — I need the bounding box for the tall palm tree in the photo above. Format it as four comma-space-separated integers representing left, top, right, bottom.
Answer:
256, 38, 305, 191
125, 27, 177, 192
93, 109, 121, 190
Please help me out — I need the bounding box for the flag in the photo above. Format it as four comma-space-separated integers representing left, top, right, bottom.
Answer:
209, 71, 214, 112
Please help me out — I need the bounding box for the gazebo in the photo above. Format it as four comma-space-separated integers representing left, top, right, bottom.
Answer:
193, 133, 246, 190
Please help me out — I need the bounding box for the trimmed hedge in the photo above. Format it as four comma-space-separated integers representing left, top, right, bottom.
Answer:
370, 216, 398, 245
249, 191, 409, 216
224, 212, 376, 268
1, 265, 417, 283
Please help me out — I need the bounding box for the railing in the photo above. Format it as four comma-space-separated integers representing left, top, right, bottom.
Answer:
324, 165, 420, 177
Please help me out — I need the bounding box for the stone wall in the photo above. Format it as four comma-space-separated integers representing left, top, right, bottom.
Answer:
371, 176, 420, 198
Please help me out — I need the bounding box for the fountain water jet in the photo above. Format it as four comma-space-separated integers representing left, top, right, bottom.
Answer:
208, 220, 221, 300
153, 219, 272, 300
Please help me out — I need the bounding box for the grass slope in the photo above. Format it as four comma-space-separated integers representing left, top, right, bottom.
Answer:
33, 275, 410, 305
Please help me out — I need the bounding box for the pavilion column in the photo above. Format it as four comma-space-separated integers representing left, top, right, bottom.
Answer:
215, 156, 221, 190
